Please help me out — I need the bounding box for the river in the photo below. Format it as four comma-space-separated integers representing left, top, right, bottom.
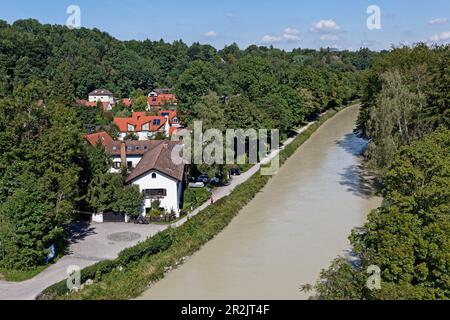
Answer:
140, 105, 382, 300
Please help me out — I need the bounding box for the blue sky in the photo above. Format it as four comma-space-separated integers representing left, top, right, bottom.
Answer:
1, 0, 449, 51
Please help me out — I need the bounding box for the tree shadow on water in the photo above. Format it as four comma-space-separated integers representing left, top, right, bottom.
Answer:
336, 133, 381, 199
336, 133, 368, 157
339, 164, 379, 199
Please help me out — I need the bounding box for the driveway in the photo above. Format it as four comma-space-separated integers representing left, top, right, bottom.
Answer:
0, 222, 166, 300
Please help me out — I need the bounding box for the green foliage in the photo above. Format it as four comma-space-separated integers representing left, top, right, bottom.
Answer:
312, 129, 450, 300
357, 44, 450, 172
87, 172, 142, 217
183, 187, 211, 210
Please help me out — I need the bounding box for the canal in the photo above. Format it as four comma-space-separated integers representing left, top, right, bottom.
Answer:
140, 105, 382, 300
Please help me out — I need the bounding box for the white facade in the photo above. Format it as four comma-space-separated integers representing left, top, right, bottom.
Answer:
89, 93, 114, 104
110, 155, 143, 173
130, 170, 183, 217
117, 117, 171, 141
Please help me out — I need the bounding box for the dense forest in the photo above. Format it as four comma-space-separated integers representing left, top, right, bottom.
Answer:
311, 45, 450, 300
0, 19, 375, 270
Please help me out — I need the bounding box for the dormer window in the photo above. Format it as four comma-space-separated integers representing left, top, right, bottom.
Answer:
172, 117, 178, 124
142, 123, 150, 131
128, 124, 135, 132
151, 173, 157, 179
153, 119, 161, 126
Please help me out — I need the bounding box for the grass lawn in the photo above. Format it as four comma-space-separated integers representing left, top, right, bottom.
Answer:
0, 265, 49, 282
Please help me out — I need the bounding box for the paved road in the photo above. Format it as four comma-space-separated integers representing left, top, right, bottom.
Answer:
0, 114, 319, 300
0, 223, 166, 300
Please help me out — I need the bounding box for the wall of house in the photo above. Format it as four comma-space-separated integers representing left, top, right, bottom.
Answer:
110, 155, 143, 173
118, 131, 161, 141
89, 95, 114, 103
131, 170, 181, 217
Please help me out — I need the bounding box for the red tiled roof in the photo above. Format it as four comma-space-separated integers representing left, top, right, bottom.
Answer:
122, 98, 133, 108
126, 141, 185, 182
84, 131, 115, 149
158, 110, 178, 125
113, 112, 167, 132
85, 132, 165, 156
147, 93, 177, 107
77, 100, 112, 112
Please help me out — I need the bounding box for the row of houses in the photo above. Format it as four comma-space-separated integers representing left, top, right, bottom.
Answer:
82, 89, 186, 223
76, 88, 177, 112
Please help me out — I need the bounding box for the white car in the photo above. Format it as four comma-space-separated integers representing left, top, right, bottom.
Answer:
188, 182, 205, 188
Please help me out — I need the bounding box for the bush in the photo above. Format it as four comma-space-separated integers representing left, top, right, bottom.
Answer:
183, 187, 211, 210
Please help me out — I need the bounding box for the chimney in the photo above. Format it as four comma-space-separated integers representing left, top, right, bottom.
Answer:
120, 142, 127, 169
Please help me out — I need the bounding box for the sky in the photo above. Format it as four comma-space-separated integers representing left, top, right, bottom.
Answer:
0, 0, 449, 51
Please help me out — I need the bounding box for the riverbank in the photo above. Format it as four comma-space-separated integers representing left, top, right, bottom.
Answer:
39, 104, 356, 300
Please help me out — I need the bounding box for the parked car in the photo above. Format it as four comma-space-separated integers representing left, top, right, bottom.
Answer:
196, 174, 210, 184
230, 168, 241, 176
188, 181, 205, 188
209, 176, 221, 186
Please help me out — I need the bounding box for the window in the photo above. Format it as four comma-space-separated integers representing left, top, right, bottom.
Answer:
136, 146, 140, 151
161, 112, 169, 117
112, 146, 118, 151
127, 124, 135, 132
142, 123, 149, 131
127, 146, 132, 151
153, 119, 161, 126
151, 173, 157, 179
127, 161, 133, 169
113, 162, 121, 169
172, 117, 178, 124
144, 146, 148, 150
143, 189, 167, 199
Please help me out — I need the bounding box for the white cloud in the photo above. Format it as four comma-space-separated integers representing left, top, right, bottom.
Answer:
261, 27, 301, 44
284, 27, 300, 35
261, 34, 284, 43
311, 19, 340, 32
429, 31, 450, 42
320, 34, 339, 41
204, 31, 217, 37
283, 33, 300, 42
428, 18, 448, 25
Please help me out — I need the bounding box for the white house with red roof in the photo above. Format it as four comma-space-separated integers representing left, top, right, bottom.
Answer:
85, 132, 186, 221
147, 89, 177, 110
89, 89, 115, 104
113, 110, 180, 141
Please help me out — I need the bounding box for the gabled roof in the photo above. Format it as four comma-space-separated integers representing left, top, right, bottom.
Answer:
84, 132, 170, 156
147, 93, 177, 107
89, 89, 113, 96
113, 112, 167, 132
84, 131, 114, 149
126, 141, 185, 182
76, 99, 112, 112
158, 110, 178, 125
122, 98, 133, 108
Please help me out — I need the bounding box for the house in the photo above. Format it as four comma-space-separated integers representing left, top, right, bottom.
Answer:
76, 99, 114, 112
113, 112, 172, 140
121, 98, 133, 108
147, 89, 177, 110
84, 132, 186, 219
126, 142, 185, 217
88, 89, 115, 104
